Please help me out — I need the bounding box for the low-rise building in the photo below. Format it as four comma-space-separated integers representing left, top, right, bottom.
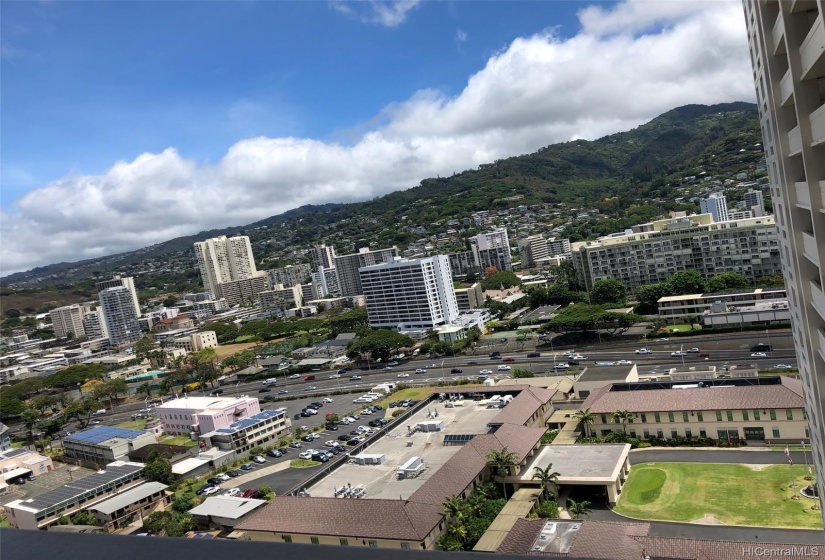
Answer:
581, 376, 808, 443
657, 287, 787, 323
188, 495, 267, 532
63, 427, 158, 469
173, 331, 219, 353
88, 481, 172, 531
154, 396, 261, 436
700, 299, 790, 328
1, 448, 54, 482
152, 314, 195, 333
201, 409, 291, 454
454, 283, 484, 311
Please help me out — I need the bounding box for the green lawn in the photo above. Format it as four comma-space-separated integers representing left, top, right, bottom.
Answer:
115, 419, 147, 430
290, 459, 319, 468
615, 462, 822, 529
376, 386, 436, 412
158, 434, 198, 447
666, 324, 701, 333
11, 441, 25, 448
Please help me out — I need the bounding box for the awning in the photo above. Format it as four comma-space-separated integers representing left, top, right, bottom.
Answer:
3, 467, 32, 481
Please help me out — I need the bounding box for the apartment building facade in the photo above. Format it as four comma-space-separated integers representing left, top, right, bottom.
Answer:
215, 273, 268, 306
258, 285, 303, 314
266, 264, 311, 288
334, 246, 398, 296
99, 287, 141, 346
95, 276, 140, 317
454, 283, 484, 311
744, 0, 825, 515
310, 244, 337, 270
49, 304, 89, 339
470, 228, 513, 272
194, 235, 259, 298
657, 287, 787, 322
359, 256, 459, 329
517, 235, 549, 269
570, 214, 782, 292
82, 308, 108, 341
700, 193, 730, 223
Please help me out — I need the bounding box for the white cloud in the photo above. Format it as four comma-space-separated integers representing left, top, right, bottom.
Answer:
455, 28, 468, 43
1, 0, 755, 275
330, 0, 420, 27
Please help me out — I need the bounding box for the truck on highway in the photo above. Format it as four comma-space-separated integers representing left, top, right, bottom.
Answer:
263, 378, 277, 386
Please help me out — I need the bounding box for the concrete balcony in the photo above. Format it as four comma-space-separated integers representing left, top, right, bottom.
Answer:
796, 181, 812, 209
810, 102, 825, 146
779, 69, 794, 107
802, 231, 820, 266
789, 124, 803, 156
811, 280, 825, 322
773, 12, 787, 55
800, 15, 825, 80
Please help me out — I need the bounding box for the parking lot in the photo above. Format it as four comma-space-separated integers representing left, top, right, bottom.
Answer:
0, 462, 95, 507
306, 398, 501, 500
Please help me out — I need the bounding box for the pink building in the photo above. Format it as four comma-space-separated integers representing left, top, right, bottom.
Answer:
155, 396, 261, 436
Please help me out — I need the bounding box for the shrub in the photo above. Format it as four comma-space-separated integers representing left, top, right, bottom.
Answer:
392, 409, 405, 418
533, 499, 560, 519
637, 441, 652, 448
541, 429, 559, 445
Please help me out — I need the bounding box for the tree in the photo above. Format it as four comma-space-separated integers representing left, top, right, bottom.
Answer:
590, 278, 628, 305
512, 368, 535, 378
137, 382, 153, 399
533, 499, 560, 519
611, 410, 634, 435
667, 269, 706, 295
142, 451, 173, 484
554, 259, 582, 291
487, 447, 518, 499
442, 495, 465, 521
532, 465, 560, 500
29, 395, 58, 414
69, 510, 98, 526
133, 337, 157, 362
706, 272, 750, 293
574, 408, 595, 438
566, 498, 592, 519
635, 282, 671, 315
346, 330, 414, 362
21, 408, 41, 443
162, 296, 178, 308
480, 270, 521, 291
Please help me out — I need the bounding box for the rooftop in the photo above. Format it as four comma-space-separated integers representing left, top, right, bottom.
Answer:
575, 366, 634, 383
155, 396, 256, 411
64, 426, 147, 445
514, 444, 630, 483
188, 496, 266, 519
202, 409, 286, 437
498, 519, 649, 559
581, 376, 804, 414
89, 482, 168, 515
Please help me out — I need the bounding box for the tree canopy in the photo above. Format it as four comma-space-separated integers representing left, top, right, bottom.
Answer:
590, 278, 628, 305
346, 330, 414, 361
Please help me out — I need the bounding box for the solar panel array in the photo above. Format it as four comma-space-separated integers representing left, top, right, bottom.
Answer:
443, 434, 476, 446
1, 448, 29, 459
26, 463, 144, 511
214, 409, 286, 434
66, 426, 145, 444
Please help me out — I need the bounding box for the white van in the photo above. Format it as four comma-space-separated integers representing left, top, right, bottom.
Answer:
92, 409, 106, 416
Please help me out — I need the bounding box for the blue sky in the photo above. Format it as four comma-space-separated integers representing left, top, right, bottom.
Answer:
1, 1, 754, 275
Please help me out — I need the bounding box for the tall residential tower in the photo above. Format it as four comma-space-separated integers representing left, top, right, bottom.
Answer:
744, 0, 825, 515
194, 235, 263, 303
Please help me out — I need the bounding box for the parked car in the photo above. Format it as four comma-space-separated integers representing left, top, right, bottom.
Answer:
252, 455, 266, 464
202, 486, 221, 496
309, 402, 323, 409
338, 434, 353, 442
242, 489, 257, 499
266, 449, 282, 458
226, 470, 242, 477
207, 477, 221, 485
322, 397, 334, 403
299, 451, 313, 460
224, 488, 242, 497
196, 484, 215, 495
289, 441, 302, 448
326, 424, 339, 431
388, 401, 398, 408
302, 435, 315, 442
368, 419, 383, 427
240, 463, 254, 471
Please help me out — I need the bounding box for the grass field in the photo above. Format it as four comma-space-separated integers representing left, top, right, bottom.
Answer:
615, 462, 822, 529
213, 341, 264, 362
115, 419, 147, 430
159, 434, 199, 447
665, 324, 701, 333
290, 459, 319, 468
376, 387, 436, 412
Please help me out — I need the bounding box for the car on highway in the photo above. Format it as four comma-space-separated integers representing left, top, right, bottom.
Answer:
479, 369, 493, 374
329, 374, 341, 379
383, 366, 393, 371
497, 365, 511, 371
751, 352, 768, 358
388, 361, 400, 366
503, 357, 515, 362
277, 389, 289, 394
322, 397, 334, 403
289, 374, 300, 379
527, 352, 541, 358
775, 364, 794, 369
304, 386, 318, 391
569, 354, 586, 360
687, 348, 700, 353
553, 363, 570, 370
656, 338, 669, 341
636, 348, 653, 354
450, 368, 463, 374
415, 368, 427, 374
397, 373, 410, 378
671, 351, 687, 357
350, 375, 362, 381
258, 388, 271, 393
562, 350, 575, 356
617, 360, 633, 365
567, 360, 580, 366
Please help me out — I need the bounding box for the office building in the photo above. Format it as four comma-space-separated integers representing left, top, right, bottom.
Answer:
95, 276, 140, 317
657, 287, 787, 323
63, 427, 158, 469
744, 0, 825, 516
194, 235, 259, 298
359, 256, 459, 329
259, 285, 303, 314
470, 228, 513, 272
49, 304, 89, 339
744, 188, 766, 216
154, 396, 261, 436
310, 244, 337, 270
569, 214, 782, 292
200, 409, 291, 455
700, 193, 730, 223
267, 264, 311, 288
173, 331, 219, 353
517, 235, 549, 269
99, 287, 141, 346
334, 246, 398, 296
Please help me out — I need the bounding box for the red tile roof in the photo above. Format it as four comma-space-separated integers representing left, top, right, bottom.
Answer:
497, 519, 649, 559
489, 386, 554, 426
633, 536, 825, 560
236, 497, 443, 541
580, 377, 803, 414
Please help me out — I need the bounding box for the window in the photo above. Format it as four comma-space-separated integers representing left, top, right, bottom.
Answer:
311, 537, 319, 545
696, 412, 703, 421
668, 413, 675, 423
742, 411, 749, 421
670, 429, 678, 438
601, 415, 607, 424
656, 429, 664, 438
726, 411, 734, 422
772, 428, 780, 438
282, 536, 292, 543
643, 429, 650, 439
716, 411, 723, 421
629, 430, 636, 438
401, 543, 410, 550
682, 412, 689, 422
754, 410, 760, 420
786, 410, 794, 420
369, 541, 378, 548
685, 429, 692, 438
640, 413, 647, 423
340, 539, 349, 546
654, 413, 661, 423
770, 410, 777, 420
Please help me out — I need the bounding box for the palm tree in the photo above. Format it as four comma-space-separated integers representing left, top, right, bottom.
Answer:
612, 410, 634, 435
487, 447, 519, 499
566, 498, 592, 519
442, 495, 464, 521
573, 408, 595, 438
532, 465, 561, 500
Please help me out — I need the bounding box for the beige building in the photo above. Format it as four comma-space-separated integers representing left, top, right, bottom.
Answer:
657, 287, 787, 323
173, 331, 218, 353
581, 376, 808, 443
88, 481, 171, 531
570, 213, 782, 292
194, 235, 259, 298
744, 0, 825, 517
259, 285, 303, 313
49, 304, 90, 339
454, 283, 484, 311
215, 273, 268, 306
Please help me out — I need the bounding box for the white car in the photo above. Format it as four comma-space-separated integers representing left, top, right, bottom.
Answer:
224, 488, 242, 497
562, 350, 574, 356
322, 397, 334, 403
751, 352, 768, 358
324, 440, 338, 447
299, 451, 313, 460
617, 360, 633, 365
775, 364, 794, 369
570, 355, 586, 360
497, 365, 511, 371
383, 366, 393, 371
341, 416, 355, 423
329, 374, 341, 379
479, 369, 493, 374
397, 373, 410, 378
415, 368, 427, 374
202, 486, 221, 495
636, 348, 653, 355
686, 348, 700, 353
671, 351, 687, 357
289, 374, 300, 379
553, 363, 570, 370
310, 433, 320, 440
216, 473, 230, 482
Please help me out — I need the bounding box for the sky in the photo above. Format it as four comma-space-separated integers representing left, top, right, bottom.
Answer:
0, 0, 756, 276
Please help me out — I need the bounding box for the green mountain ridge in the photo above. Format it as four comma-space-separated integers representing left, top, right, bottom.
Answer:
2, 101, 761, 288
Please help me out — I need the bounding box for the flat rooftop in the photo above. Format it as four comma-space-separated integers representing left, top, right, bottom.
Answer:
306, 400, 502, 500
515, 444, 630, 483
155, 396, 254, 410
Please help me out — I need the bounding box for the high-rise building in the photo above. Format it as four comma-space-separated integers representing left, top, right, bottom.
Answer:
744, 188, 766, 217
570, 214, 782, 292
311, 266, 340, 297
267, 264, 311, 288
194, 235, 259, 298
547, 237, 572, 256
699, 193, 729, 223
95, 276, 140, 317
49, 304, 89, 339
310, 244, 337, 270
470, 229, 512, 272
82, 308, 108, 340
259, 285, 303, 314
215, 274, 268, 306
744, 0, 825, 516
518, 235, 549, 269
334, 246, 398, 296
99, 287, 141, 346
359, 256, 459, 330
